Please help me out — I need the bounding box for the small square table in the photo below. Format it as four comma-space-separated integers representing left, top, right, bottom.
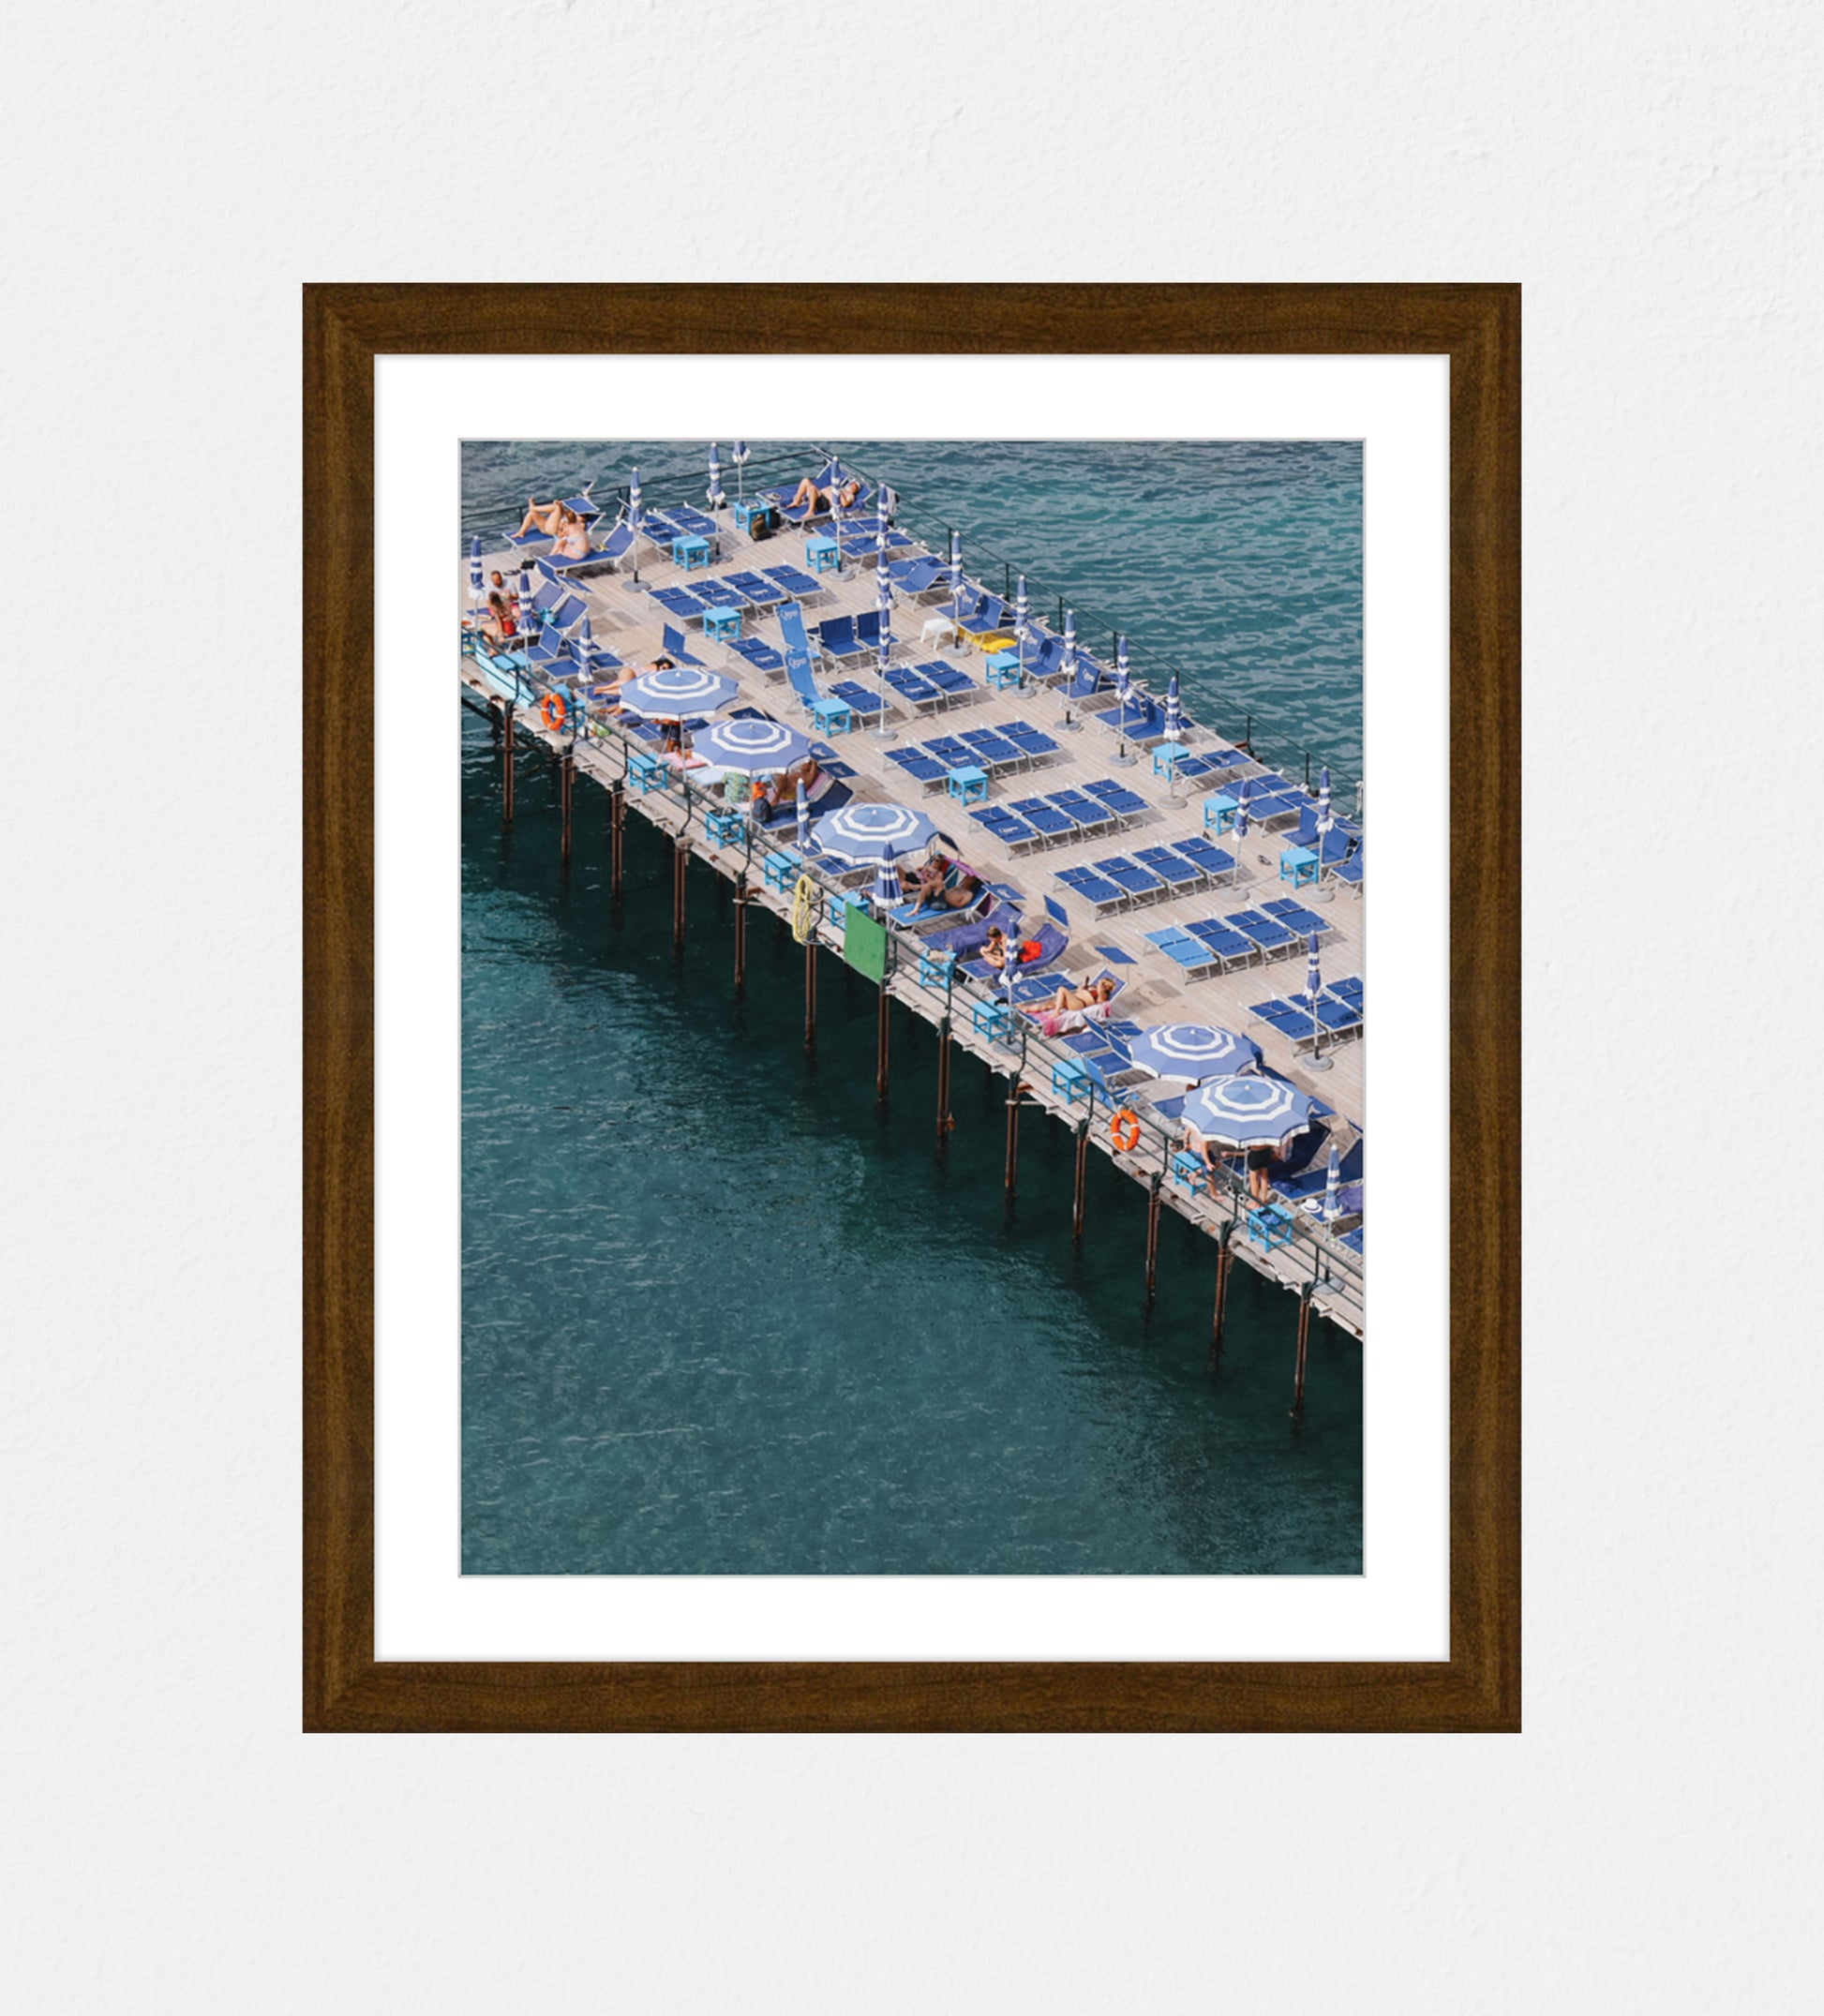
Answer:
702, 605, 742, 643
672, 534, 711, 572
805, 536, 840, 575
810, 694, 854, 736
985, 650, 1024, 690
1279, 844, 1319, 888
946, 763, 990, 805
733, 498, 771, 534
1204, 792, 1238, 834
763, 847, 805, 893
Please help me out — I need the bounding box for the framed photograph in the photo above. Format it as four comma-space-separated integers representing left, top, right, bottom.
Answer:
305, 284, 1517, 1731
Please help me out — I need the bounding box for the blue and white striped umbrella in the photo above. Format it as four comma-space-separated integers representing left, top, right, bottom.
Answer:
1014, 575, 1028, 676
1316, 764, 1333, 839
732, 440, 749, 500
1114, 635, 1131, 707
694, 716, 815, 773
1128, 1023, 1263, 1083
949, 530, 964, 617
1307, 929, 1323, 1007
469, 534, 484, 606
1321, 1144, 1340, 1220
517, 562, 536, 627
795, 777, 811, 849
708, 442, 725, 510
873, 859, 900, 911
1163, 674, 1185, 741
1233, 776, 1252, 845
875, 486, 889, 546
1183, 1073, 1318, 1150
812, 800, 938, 865
628, 466, 642, 531
577, 614, 594, 661
617, 665, 740, 720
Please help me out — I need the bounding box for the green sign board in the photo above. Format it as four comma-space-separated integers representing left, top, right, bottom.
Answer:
841, 900, 889, 984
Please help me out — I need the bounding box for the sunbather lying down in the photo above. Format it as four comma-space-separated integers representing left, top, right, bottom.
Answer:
514, 500, 592, 557
1019, 977, 1119, 1035
789, 474, 860, 514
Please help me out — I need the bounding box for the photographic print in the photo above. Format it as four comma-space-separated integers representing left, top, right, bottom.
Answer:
457, 437, 1366, 1579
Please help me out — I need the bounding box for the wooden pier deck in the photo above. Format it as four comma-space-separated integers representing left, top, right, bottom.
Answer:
458, 505, 1366, 1342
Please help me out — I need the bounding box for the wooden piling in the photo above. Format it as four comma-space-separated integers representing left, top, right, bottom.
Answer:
1209, 1218, 1235, 1369
1292, 1281, 1313, 1418
803, 937, 817, 1051
672, 833, 687, 953
934, 1016, 952, 1142
875, 985, 890, 1100
609, 784, 624, 899
501, 704, 516, 823
733, 874, 747, 993
560, 750, 574, 866
1071, 1120, 1090, 1246
1004, 1073, 1022, 1197
1144, 1173, 1163, 1302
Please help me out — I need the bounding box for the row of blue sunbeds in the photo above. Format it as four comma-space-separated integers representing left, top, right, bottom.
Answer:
1248, 974, 1365, 1047
886, 720, 1064, 787
1142, 897, 1335, 973
1054, 838, 1240, 909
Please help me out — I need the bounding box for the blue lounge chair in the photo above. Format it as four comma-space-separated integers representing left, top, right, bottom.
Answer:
1009, 798, 1080, 844
884, 665, 944, 711
1002, 720, 1061, 760
886, 556, 949, 595
1132, 845, 1204, 894
1326, 837, 1366, 891
957, 594, 1011, 643
725, 571, 786, 607
1184, 919, 1257, 969
546, 522, 634, 575
1173, 836, 1236, 884
1046, 789, 1117, 837
1143, 927, 1224, 978
1330, 974, 1365, 1007
1227, 908, 1299, 954
912, 659, 976, 698
650, 585, 708, 622
1057, 865, 1129, 918
1082, 777, 1147, 820
762, 564, 828, 600
730, 636, 785, 676
828, 680, 888, 721
886, 745, 951, 787
817, 616, 868, 662
969, 806, 1039, 851
959, 727, 1025, 770
1095, 857, 1166, 904
1102, 698, 1167, 743
660, 623, 708, 668
1278, 1136, 1364, 1204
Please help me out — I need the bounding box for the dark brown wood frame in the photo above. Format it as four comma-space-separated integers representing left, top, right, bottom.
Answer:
305, 284, 1518, 1732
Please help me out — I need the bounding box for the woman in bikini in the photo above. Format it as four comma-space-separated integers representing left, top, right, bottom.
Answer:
514, 498, 568, 537
787, 473, 862, 515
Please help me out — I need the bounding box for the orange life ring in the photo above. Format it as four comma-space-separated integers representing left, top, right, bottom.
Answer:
539, 691, 568, 732
1110, 1109, 1142, 1153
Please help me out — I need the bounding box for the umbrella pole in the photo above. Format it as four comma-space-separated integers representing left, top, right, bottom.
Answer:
1209, 1217, 1235, 1370
1292, 1280, 1313, 1419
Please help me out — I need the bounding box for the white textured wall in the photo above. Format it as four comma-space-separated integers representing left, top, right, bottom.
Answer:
4, 3, 1819, 2009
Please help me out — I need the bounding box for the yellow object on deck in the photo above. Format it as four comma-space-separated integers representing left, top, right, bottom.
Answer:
791, 874, 819, 945
974, 632, 1017, 654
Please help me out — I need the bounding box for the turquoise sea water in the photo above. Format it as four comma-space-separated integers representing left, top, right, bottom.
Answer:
460, 441, 1363, 1575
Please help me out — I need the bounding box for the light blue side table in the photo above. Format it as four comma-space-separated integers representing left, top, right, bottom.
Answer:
946, 764, 990, 805
672, 534, 710, 571
702, 605, 742, 643
985, 650, 1023, 690
805, 535, 840, 575
1279, 844, 1319, 888
1204, 792, 1238, 834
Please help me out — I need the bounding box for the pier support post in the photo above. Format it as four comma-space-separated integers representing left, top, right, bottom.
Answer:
1209, 1218, 1235, 1370
1144, 1173, 1163, 1303
934, 1016, 952, 1142
1071, 1119, 1090, 1246
1292, 1280, 1314, 1419
609, 783, 624, 901
560, 749, 574, 867
875, 985, 890, 1101
1004, 1073, 1023, 1198
501, 704, 516, 824
733, 874, 747, 994
672, 834, 687, 954
803, 937, 817, 1051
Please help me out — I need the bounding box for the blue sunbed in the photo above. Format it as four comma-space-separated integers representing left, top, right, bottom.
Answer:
1132, 845, 1204, 893
1095, 857, 1165, 903
1057, 865, 1129, 917
1228, 909, 1299, 953
911, 659, 976, 696
1047, 789, 1117, 837
1185, 919, 1256, 967
1143, 927, 1223, 978
762, 564, 827, 599
660, 623, 707, 668
650, 585, 708, 621
1082, 777, 1147, 819
1009, 798, 1080, 843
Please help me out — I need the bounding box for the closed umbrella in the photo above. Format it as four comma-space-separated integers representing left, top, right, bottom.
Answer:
1014, 574, 1029, 681
1128, 1023, 1263, 1083
1163, 673, 1185, 742
795, 777, 811, 850
708, 442, 725, 511
1233, 776, 1252, 867
1321, 1143, 1341, 1222
468, 534, 484, 614
1315, 763, 1336, 903
628, 466, 642, 584
516, 561, 536, 633
1182, 1073, 1318, 1151
732, 439, 749, 501
1305, 930, 1332, 1071
949, 529, 964, 621
1110, 629, 1137, 767
872, 560, 896, 740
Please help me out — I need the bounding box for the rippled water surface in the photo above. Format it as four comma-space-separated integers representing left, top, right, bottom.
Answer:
461, 440, 1362, 1575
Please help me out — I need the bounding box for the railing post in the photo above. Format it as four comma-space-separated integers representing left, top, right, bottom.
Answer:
1292, 1279, 1314, 1418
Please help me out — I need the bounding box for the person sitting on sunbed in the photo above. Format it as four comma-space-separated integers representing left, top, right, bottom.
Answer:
550, 508, 593, 560
979, 926, 1010, 970
514, 498, 568, 537
479, 590, 518, 646
751, 757, 821, 816
788, 473, 861, 515
899, 857, 948, 905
